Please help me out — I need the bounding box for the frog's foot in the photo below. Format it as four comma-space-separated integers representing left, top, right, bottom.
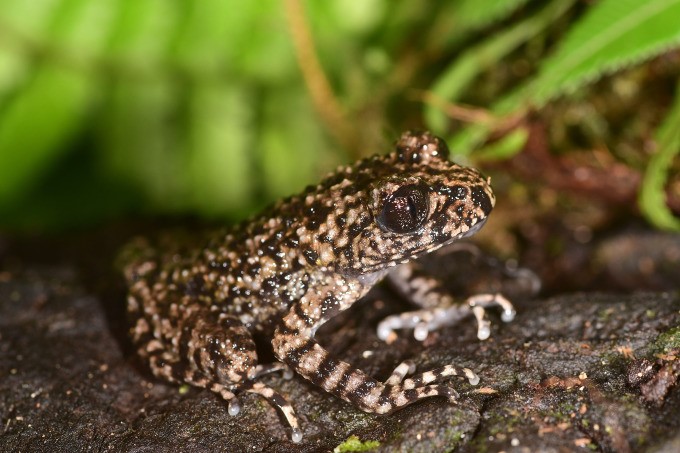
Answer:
244, 382, 302, 443
374, 364, 484, 414
377, 293, 516, 342
385, 360, 479, 387
218, 380, 302, 443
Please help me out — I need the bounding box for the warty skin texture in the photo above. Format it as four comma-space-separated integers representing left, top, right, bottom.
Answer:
120, 131, 512, 442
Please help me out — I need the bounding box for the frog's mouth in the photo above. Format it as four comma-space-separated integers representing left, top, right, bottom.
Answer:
419, 216, 488, 258
456, 216, 488, 240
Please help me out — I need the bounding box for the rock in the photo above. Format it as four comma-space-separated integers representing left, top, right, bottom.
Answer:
1, 239, 679, 452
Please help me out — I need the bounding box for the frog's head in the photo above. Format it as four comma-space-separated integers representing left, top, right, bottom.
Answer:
297, 131, 495, 276
350, 131, 495, 274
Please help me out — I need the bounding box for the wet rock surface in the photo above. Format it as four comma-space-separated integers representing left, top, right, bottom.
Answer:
1, 235, 679, 452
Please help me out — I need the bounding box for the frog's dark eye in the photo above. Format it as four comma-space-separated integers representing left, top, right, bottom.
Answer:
377, 184, 430, 234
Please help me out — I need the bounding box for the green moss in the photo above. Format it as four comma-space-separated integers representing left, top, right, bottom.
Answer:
484, 408, 523, 437
652, 325, 680, 353
443, 428, 464, 450
334, 435, 380, 452
545, 400, 578, 423
597, 307, 615, 322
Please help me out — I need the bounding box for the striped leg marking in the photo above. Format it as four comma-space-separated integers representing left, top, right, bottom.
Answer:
385, 360, 416, 385
243, 382, 302, 443
385, 361, 478, 386
274, 330, 480, 418
216, 378, 302, 443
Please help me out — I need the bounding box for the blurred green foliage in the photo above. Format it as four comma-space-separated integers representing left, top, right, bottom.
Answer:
0, 0, 678, 231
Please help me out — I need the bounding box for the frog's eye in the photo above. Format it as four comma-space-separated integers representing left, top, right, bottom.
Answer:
377, 184, 429, 234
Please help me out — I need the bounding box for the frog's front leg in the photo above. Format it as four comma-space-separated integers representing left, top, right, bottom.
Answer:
378, 262, 516, 342
272, 279, 479, 417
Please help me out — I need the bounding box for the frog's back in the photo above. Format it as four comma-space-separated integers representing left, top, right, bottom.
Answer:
119, 211, 316, 336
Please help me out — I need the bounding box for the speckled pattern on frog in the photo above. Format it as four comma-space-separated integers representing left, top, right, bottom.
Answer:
120, 131, 515, 442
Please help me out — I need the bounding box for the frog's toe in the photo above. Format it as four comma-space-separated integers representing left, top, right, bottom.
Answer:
404, 364, 479, 387
211, 379, 301, 441
377, 306, 470, 342
243, 382, 302, 443
385, 360, 416, 385
228, 398, 241, 416
207, 382, 241, 415
377, 293, 516, 342
384, 360, 478, 386
467, 293, 516, 340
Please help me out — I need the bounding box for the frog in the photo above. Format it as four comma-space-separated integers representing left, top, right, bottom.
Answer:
119, 131, 516, 443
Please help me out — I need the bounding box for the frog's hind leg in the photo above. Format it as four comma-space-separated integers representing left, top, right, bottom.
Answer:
385, 360, 479, 387
272, 285, 481, 418
274, 325, 475, 415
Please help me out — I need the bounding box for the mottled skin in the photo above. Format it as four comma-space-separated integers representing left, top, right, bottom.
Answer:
120, 131, 515, 442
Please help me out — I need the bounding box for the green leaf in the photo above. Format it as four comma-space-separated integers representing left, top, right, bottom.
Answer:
105, 0, 179, 72
0, 0, 61, 99
259, 87, 339, 200
426, 0, 575, 135
171, 0, 295, 82
449, 0, 680, 155
186, 83, 255, 216
0, 0, 62, 36
476, 127, 529, 161
639, 85, 680, 231
172, 0, 241, 77
0, 0, 115, 203
0, 67, 91, 202
418, 0, 530, 55
98, 1, 184, 210
98, 78, 186, 210
448, 0, 530, 32
513, 0, 680, 108
329, 0, 386, 34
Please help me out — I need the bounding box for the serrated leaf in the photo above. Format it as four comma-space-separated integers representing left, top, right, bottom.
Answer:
450, 0, 680, 155
426, 0, 575, 135
422, 0, 533, 76
520, 0, 680, 107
